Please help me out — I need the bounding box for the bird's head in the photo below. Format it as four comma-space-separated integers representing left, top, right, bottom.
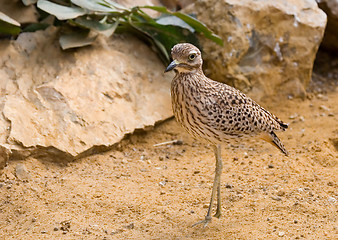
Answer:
165, 43, 203, 74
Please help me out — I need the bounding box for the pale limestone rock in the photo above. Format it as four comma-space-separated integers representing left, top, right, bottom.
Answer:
0, 146, 10, 172
0, 27, 172, 167
0, 0, 38, 24
185, 0, 327, 100
15, 163, 31, 181
317, 0, 338, 51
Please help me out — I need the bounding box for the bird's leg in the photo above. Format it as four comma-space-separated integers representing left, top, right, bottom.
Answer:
214, 180, 222, 218
192, 144, 223, 227
213, 145, 222, 218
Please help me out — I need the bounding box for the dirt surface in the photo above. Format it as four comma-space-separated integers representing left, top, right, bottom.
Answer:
1, 75, 338, 239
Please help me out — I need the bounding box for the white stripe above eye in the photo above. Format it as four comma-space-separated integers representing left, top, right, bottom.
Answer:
188, 50, 198, 55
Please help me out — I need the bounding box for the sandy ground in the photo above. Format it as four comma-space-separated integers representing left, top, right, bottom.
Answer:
0, 74, 337, 239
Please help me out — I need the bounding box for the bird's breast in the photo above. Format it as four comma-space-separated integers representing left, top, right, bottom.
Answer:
171, 77, 224, 144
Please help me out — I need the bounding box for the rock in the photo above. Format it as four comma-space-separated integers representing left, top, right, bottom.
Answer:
123, 222, 135, 229
159, 180, 167, 186
184, 0, 326, 100
319, 105, 331, 111
0, 27, 172, 164
316, 0, 338, 51
0, 146, 10, 172
0, 0, 38, 24
15, 163, 31, 181
271, 195, 282, 201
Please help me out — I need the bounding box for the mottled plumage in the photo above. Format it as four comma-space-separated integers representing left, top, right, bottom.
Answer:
165, 43, 288, 227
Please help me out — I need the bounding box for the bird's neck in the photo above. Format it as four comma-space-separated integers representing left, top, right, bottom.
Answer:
174, 68, 205, 83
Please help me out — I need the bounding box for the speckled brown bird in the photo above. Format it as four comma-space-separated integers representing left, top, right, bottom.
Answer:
165, 43, 288, 227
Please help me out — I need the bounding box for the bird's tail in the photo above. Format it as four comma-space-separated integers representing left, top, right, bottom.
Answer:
260, 132, 289, 156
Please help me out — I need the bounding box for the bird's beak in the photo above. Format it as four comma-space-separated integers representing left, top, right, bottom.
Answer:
165, 59, 179, 72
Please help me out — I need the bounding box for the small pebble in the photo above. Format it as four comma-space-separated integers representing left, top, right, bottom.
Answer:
278, 231, 285, 237
289, 114, 298, 119
317, 94, 328, 101
54, 227, 59, 231
271, 196, 282, 201
159, 181, 166, 187
41, 230, 47, 234
277, 190, 285, 197
319, 105, 331, 111
124, 223, 134, 229
268, 164, 274, 168
15, 164, 31, 181
173, 140, 183, 145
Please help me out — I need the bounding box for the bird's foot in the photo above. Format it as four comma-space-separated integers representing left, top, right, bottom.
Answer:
192, 215, 212, 228
213, 209, 221, 219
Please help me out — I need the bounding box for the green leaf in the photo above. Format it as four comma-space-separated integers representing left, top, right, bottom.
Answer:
99, 20, 118, 37
129, 15, 200, 64
152, 38, 170, 63
37, 0, 87, 20
71, 0, 117, 12
140, 6, 223, 46
0, 12, 21, 35
59, 30, 97, 49
23, 22, 49, 32
73, 16, 118, 37
156, 15, 194, 32
99, 0, 128, 11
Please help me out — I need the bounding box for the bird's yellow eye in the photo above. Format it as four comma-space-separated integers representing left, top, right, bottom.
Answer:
188, 53, 196, 61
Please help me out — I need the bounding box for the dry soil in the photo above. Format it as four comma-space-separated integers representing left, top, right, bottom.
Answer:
0, 74, 337, 240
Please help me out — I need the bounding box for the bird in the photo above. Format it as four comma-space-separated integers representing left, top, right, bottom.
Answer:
164, 43, 288, 227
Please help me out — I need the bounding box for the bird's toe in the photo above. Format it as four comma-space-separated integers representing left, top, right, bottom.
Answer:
192, 215, 212, 228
